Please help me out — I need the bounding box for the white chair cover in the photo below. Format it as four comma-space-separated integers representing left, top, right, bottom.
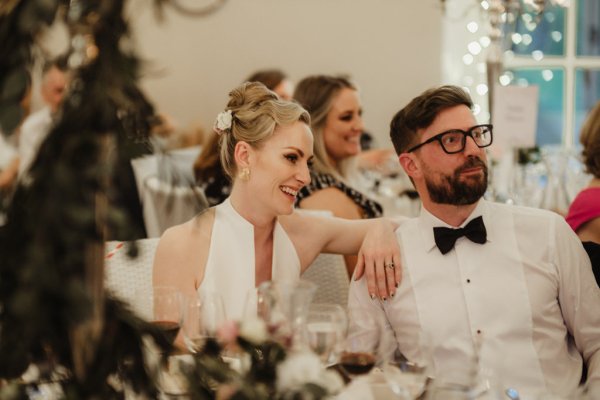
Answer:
130, 145, 206, 238
302, 253, 349, 307
140, 176, 208, 238
104, 238, 159, 315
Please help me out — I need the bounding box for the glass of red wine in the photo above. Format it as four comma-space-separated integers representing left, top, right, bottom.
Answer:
339, 307, 383, 380
148, 286, 183, 346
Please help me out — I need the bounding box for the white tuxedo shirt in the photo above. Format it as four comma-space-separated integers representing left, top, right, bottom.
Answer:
349, 200, 600, 398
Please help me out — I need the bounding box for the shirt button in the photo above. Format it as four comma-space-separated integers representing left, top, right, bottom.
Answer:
477, 329, 482, 334
466, 278, 471, 283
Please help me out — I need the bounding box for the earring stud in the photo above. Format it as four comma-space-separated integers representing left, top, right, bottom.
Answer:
239, 167, 250, 181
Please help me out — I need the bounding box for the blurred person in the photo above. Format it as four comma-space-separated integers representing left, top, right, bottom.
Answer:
193, 69, 293, 206
292, 75, 389, 277
348, 85, 600, 398
0, 73, 32, 208
154, 82, 402, 325
193, 132, 231, 206
566, 100, 600, 244
246, 69, 293, 101
18, 56, 70, 177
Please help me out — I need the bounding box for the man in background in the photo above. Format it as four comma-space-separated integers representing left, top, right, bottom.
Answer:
18, 56, 70, 178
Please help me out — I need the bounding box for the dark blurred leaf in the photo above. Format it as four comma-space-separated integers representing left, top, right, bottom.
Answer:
0, 102, 24, 136
17, 0, 59, 33
0, 67, 28, 100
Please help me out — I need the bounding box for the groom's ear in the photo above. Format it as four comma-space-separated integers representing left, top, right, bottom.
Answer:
399, 153, 421, 179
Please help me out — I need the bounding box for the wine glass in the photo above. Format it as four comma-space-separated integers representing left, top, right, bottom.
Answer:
243, 280, 317, 347
382, 350, 430, 399
135, 286, 183, 347
305, 303, 347, 365
380, 330, 433, 399
339, 307, 382, 379
181, 291, 226, 353
424, 343, 488, 400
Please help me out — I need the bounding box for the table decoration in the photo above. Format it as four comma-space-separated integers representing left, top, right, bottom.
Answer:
181, 317, 344, 399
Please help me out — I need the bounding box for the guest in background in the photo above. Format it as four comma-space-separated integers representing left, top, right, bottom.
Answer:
566, 100, 600, 244
0, 74, 31, 192
155, 82, 401, 324
292, 75, 388, 277
246, 69, 293, 100
0, 135, 19, 193
193, 132, 231, 206
18, 56, 70, 178
348, 85, 600, 398
0, 73, 32, 220
194, 68, 292, 206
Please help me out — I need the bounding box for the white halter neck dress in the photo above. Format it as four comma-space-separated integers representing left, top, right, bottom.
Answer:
198, 198, 301, 321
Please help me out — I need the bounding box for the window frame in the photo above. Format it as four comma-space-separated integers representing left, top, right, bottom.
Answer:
503, 0, 600, 147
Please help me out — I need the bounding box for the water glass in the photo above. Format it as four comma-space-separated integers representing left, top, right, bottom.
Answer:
383, 357, 429, 399
243, 280, 317, 346
181, 291, 226, 353
305, 303, 347, 364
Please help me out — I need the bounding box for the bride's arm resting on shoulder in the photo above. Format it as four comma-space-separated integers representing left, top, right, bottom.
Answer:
287, 213, 402, 299
355, 217, 406, 299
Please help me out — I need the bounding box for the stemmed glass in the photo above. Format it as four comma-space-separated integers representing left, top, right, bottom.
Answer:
305, 303, 348, 365
135, 286, 184, 347
243, 280, 317, 347
382, 349, 430, 399
181, 291, 226, 353
339, 307, 382, 379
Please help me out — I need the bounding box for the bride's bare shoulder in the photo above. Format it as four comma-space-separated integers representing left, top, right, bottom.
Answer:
153, 208, 216, 289
158, 208, 216, 250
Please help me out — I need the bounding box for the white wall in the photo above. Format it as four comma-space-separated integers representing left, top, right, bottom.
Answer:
127, 0, 443, 147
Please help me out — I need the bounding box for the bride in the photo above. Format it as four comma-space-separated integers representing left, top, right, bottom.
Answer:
153, 82, 401, 320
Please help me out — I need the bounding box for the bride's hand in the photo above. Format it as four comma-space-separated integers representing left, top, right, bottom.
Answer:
353, 218, 402, 300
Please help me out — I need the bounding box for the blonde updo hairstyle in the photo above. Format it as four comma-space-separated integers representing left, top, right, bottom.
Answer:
580, 100, 600, 179
219, 82, 311, 179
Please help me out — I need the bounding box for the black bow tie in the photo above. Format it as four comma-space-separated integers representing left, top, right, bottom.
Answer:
433, 216, 487, 255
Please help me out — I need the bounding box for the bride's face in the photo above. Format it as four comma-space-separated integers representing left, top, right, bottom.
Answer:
250, 121, 314, 216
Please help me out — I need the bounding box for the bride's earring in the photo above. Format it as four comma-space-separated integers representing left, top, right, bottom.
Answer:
239, 167, 251, 181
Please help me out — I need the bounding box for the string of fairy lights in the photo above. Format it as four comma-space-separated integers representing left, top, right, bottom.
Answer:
447, 0, 570, 126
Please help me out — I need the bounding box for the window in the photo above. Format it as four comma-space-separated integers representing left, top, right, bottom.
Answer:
503, 0, 600, 147
442, 0, 600, 149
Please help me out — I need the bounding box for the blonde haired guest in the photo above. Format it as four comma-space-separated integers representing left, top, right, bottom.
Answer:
293, 75, 392, 277
154, 82, 401, 323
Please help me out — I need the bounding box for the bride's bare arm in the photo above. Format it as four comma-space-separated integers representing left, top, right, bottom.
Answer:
152, 210, 214, 301
287, 213, 404, 300
152, 226, 198, 301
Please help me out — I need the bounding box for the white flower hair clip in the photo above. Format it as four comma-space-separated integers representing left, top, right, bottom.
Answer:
214, 109, 233, 135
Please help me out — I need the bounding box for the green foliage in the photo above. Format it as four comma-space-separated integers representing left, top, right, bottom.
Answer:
0, 0, 161, 397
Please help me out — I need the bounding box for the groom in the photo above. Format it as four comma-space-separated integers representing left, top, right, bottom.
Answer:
348, 85, 600, 397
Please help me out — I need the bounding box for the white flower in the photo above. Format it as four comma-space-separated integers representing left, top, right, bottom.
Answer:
214, 109, 233, 134
276, 351, 323, 392
319, 369, 344, 395
276, 350, 344, 395
239, 317, 268, 344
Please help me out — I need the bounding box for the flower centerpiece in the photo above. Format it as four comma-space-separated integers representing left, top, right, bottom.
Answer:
183, 317, 344, 399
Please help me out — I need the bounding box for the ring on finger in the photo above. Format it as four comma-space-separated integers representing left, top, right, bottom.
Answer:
385, 262, 395, 270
